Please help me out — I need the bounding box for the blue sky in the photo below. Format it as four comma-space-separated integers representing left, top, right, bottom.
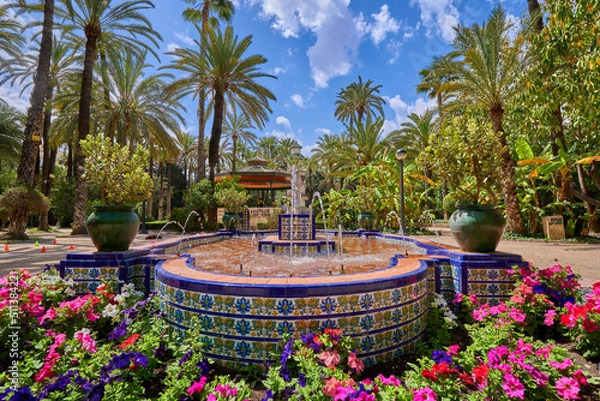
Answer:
3, 0, 526, 156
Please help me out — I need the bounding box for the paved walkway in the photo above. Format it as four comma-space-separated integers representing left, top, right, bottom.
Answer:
1, 227, 598, 287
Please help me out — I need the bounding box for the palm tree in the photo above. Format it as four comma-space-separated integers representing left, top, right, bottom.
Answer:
255, 135, 278, 161
222, 110, 256, 172
312, 132, 346, 190
181, 0, 234, 181
334, 76, 386, 126
14, 0, 55, 189
58, 0, 161, 234
174, 131, 197, 187
439, 6, 527, 233
416, 56, 456, 113
0, 100, 24, 168
200, 25, 276, 183
101, 50, 182, 157
0, 4, 25, 68
343, 117, 388, 167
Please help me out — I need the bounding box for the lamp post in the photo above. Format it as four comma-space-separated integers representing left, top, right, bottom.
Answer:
395, 148, 407, 234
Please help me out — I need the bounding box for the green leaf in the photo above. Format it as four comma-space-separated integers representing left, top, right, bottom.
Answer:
515, 138, 534, 160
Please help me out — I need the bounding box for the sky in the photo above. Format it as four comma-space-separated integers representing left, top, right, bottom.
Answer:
2, 0, 527, 157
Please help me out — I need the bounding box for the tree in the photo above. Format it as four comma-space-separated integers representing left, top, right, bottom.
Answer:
0, 100, 24, 168
342, 117, 388, 168
0, 5, 25, 68
181, 0, 234, 181
438, 6, 527, 234
200, 25, 275, 204
223, 109, 256, 172
101, 50, 182, 157
59, 0, 161, 234
334, 76, 386, 126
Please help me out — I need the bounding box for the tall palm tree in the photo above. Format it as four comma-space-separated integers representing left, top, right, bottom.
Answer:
222, 110, 256, 172
14, 0, 55, 189
416, 56, 456, 113
439, 6, 527, 233
101, 50, 182, 157
343, 117, 388, 167
182, 0, 234, 181
200, 25, 275, 183
312, 132, 346, 190
174, 131, 197, 187
255, 135, 278, 161
58, 0, 161, 234
334, 76, 386, 126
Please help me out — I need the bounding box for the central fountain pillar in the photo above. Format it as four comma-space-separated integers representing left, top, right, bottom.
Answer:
258, 214, 336, 255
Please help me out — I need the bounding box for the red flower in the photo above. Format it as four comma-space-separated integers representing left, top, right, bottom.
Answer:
421, 369, 437, 381
117, 334, 140, 349
472, 364, 489, 385
431, 362, 451, 376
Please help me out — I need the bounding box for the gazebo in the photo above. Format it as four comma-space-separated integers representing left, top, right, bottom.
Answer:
215, 158, 291, 206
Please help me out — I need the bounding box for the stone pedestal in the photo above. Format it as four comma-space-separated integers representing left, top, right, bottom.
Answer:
542, 216, 565, 240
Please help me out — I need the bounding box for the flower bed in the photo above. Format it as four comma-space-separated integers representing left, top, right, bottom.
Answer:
1, 265, 599, 400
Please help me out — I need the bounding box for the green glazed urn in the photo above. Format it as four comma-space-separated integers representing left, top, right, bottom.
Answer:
449, 204, 505, 253
357, 211, 376, 230
222, 212, 241, 230
86, 205, 140, 252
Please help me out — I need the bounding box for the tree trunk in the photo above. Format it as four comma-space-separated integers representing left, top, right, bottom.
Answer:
39, 84, 55, 230
148, 157, 154, 219
6, 208, 28, 240
232, 134, 238, 172
166, 163, 172, 219
197, 91, 207, 180
489, 105, 525, 234
527, 0, 544, 32
71, 33, 100, 235
577, 164, 600, 234
17, 0, 54, 188
207, 90, 225, 229
158, 161, 164, 221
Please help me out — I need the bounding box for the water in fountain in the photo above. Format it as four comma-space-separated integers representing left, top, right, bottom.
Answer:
182, 210, 201, 235
152, 221, 186, 251
310, 192, 330, 257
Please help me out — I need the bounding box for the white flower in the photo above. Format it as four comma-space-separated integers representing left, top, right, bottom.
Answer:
65, 287, 76, 297
102, 304, 119, 318
114, 294, 125, 303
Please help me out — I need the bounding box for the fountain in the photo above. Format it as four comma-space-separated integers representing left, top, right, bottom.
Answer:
58, 192, 529, 369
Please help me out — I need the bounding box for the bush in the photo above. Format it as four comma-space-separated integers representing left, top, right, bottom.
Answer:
51, 177, 75, 228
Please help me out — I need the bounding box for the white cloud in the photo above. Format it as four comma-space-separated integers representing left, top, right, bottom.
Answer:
410, 0, 460, 42
166, 43, 180, 53
382, 94, 437, 135
369, 5, 400, 46
276, 115, 292, 130
273, 66, 287, 75
252, 0, 363, 88
302, 142, 317, 157
0, 85, 30, 112
314, 128, 331, 137
290, 94, 305, 108
266, 129, 294, 139
174, 31, 195, 46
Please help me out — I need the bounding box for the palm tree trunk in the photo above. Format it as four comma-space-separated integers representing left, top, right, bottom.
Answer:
489, 105, 525, 234
576, 164, 600, 234
148, 157, 154, 219
197, 92, 207, 180
17, 0, 54, 187
72, 34, 100, 234
166, 163, 172, 219
207, 90, 225, 229
158, 161, 164, 221
527, 0, 544, 32
232, 134, 238, 172
39, 84, 55, 230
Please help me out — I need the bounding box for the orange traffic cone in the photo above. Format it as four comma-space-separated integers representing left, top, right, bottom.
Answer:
52, 238, 57, 245
69, 244, 75, 250
3, 244, 8, 251
41, 246, 47, 253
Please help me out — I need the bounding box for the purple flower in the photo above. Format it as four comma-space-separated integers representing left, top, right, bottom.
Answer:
196, 358, 210, 376
74, 376, 93, 392
532, 283, 547, 294
130, 352, 148, 368
279, 339, 294, 367
262, 389, 274, 401
8, 387, 36, 401
86, 384, 105, 401
39, 370, 78, 399
108, 321, 128, 341
279, 367, 291, 382
298, 373, 306, 387
153, 344, 167, 360
432, 350, 453, 365
179, 350, 194, 366
561, 295, 576, 307
109, 353, 132, 371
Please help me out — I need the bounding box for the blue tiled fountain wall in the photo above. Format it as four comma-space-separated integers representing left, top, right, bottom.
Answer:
59, 231, 526, 366
278, 214, 316, 240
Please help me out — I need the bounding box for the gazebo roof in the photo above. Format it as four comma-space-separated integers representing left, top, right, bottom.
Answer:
215, 158, 292, 190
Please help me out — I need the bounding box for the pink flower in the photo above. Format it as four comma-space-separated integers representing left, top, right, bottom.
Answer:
376, 374, 401, 386
187, 376, 208, 396
214, 384, 237, 397
413, 387, 437, 401
323, 377, 342, 397
447, 345, 460, 355
502, 373, 525, 399
508, 308, 526, 323
319, 350, 341, 368
544, 309, 557, 326
334, 386, 355, 401
550, 358, 573, 370
572, 370, 588, 386
555, 377, 580, 400
348, 352, 364, 374
75, 331, 97, 354
38, 308, 57, 324
473, 308, 489, 322
453, 293, 463, 304
582, 318, 598, 332
206, 395, 216, 401
535, 345, 554, 359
